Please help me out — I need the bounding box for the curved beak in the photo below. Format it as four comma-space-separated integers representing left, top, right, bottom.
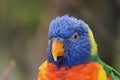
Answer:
52, 40, 65, 61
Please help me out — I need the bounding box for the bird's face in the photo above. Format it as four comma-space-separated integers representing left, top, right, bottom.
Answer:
47, 15, 92, 67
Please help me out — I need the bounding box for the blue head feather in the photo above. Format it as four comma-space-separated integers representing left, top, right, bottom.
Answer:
47, 15, 91, 67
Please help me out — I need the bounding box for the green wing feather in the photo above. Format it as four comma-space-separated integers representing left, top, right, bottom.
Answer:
88, 26, 120, 80
91, 54, 120, 80
99, 60, 120, 80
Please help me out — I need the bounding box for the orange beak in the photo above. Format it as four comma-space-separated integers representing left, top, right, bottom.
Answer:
52, 40, 65, 61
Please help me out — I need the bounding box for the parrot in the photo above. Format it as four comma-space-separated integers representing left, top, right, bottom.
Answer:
38, 15, 120, 80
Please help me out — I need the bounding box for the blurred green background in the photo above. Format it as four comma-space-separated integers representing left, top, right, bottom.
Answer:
0, 0, 120, 80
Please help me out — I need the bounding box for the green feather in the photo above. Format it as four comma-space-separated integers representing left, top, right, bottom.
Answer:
90, 54, 120, 80
88, 25, 120, 79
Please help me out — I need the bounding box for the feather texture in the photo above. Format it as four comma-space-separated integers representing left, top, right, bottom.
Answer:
38, 15, 120, 80
38, 61, 110, 80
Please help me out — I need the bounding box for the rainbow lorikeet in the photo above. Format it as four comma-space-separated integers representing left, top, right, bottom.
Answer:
38, 15, 120, 80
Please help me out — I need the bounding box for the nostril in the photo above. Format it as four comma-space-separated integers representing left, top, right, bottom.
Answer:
57, 37, 64, 42
51, 38, 55, 41
52, 37, 64, 42
57, 37, 62, 41
57, 37, 60, 41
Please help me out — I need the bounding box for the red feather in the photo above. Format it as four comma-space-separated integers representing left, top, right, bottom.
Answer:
38, 62, 111, 80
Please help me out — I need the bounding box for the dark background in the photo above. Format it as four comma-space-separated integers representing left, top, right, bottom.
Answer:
0, 0, 120, 80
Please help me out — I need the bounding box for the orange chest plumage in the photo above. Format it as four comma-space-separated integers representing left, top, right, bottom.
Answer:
38, 62, 111, 80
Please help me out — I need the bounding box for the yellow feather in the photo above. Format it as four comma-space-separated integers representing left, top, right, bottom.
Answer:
38, 61, 47, 80
97, 64, 107, 80
87, 25, 97, 55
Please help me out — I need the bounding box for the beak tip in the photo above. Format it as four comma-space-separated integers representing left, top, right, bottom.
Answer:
53, 57, 57, 62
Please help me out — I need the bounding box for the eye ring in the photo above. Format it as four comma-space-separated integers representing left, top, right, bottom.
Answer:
69, 33, 79, 41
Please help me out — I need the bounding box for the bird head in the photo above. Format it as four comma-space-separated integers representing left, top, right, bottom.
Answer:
47, 15, 97, 67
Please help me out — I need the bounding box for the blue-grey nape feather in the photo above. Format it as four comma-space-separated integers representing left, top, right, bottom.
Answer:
47, 15, 91, 67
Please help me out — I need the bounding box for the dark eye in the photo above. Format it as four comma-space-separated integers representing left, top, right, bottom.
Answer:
69, 33, 79, 41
